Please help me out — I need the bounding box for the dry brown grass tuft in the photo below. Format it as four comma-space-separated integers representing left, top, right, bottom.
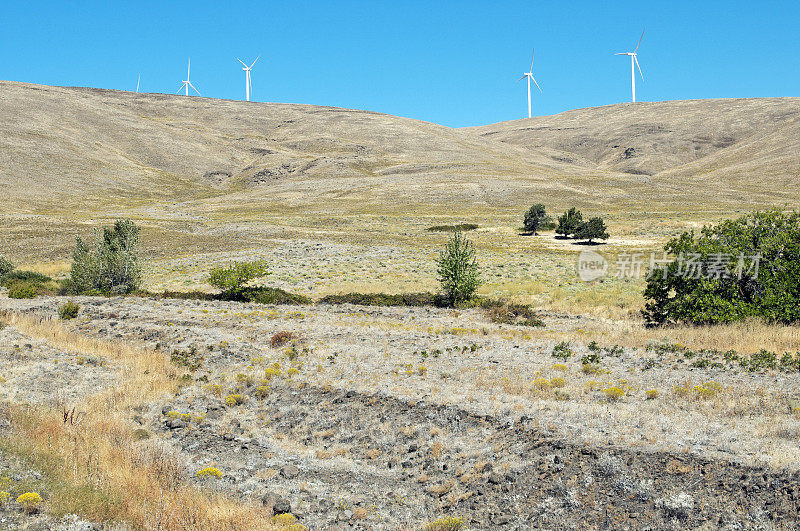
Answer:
0, 311, 274, 530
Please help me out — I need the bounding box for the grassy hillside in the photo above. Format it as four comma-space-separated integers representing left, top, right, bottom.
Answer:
1, 82, 798, 312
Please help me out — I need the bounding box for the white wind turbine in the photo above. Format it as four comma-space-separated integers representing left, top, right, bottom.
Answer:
517, 49, 542, 118
236, 55, 260, 101
176, 59, 201, 96
615, 30, 644, 102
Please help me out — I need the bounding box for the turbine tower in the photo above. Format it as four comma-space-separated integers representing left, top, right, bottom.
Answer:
176, 59, 201, 96
517, 49, 541, 118
615, 30, 644, 102
237, 55, 260, 102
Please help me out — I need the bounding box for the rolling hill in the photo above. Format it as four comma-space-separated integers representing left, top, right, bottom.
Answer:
0, 80, 798, 218
465, 98, 800, 205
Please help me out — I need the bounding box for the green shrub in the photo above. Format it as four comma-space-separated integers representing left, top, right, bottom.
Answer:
522, 204, 554, 234
426, 223, 478, 233
436, 231, 481, 306
7, 282, 39, 299
158, 290, 216, 301
0, 256, 13, 279
779, 352, 800, 373
1, 270, 52, 286
318, 292, 445, 307
69, 218, 142, 295
240, 286, 310, 305
58, 301, 80, 320
742, 349, 778, 372
556, 208, 583, 238
171, 346, 204, 371
643, 210, 800, 325
551, 341, 574, 360
208, 260, 269, 298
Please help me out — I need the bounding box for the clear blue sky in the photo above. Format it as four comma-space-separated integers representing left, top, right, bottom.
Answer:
2, 0, 797, 127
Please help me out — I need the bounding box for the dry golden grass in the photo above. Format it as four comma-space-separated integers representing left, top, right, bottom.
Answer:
16, 261, 71, 279
0, 311, 277, 530
563, 316, 800, 356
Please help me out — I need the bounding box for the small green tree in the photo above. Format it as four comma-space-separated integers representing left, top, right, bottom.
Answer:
0, 256, 13, 279
523, 204, 554, 234
69, 219, 142, 294
556, 208, 583, 238
208, 260, 270, 298
436, 232, 481, 306
574, 217, 609, 243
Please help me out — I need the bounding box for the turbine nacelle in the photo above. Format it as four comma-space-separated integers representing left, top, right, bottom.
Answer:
237, 55, 260, 101
176, 59, 201, 96
615, 30, 645, 102
518, 49, 542, 118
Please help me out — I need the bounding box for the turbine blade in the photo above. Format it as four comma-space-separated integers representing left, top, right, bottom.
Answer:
634, 55, 644, 81
236, 58, 248, 67
517, 75, 526, 82
187, 58, 191, 78
531, 76, 542, 92
250, 55, 260, 68
614, 52, 627, 55
189, 82, 201, 96
634, 29, 644, 53
530, 48, 535, 72
176, 83, 186, 94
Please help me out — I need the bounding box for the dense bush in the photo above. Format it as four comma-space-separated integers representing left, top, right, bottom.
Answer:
153, 286, 309, 305
426, 223, 478, 233
239, 286, 311, 305
318, 292, 445, 307
1, 270, 52, 286
318, 291, 543, 325
58, 300, 80, 320
574, 217, 609, 243
157, 290, 216, 301
8, 282, 39, 299
643, 210, 800, 325
69, 219, 142, 295
436, 231, 481, 306
0, 256, 13, 278
522, 204, 554, 234
1, 270, 54, 299
208, 260, 269, 297
556, 208, 583, 238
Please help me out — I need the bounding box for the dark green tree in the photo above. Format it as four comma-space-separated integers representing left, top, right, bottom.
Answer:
523, 204, 554, 234
556, 208, 583, 238
436, 231, 481, 306
643, 210, 800, 325
574, 217, 610, 244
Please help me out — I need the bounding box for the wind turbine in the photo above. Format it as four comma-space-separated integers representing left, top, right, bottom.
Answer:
176, 59, 201, 96
136, 74, 140, 93
236, 55, 259, 101
517, 49, 541, 118
615, 30, 644, 102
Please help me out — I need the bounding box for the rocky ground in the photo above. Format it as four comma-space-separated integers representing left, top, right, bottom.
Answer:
0, 449, 101, 530
2, 294, 800, 529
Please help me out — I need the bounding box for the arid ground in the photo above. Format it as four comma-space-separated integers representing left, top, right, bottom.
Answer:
0, 83, 799, 529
